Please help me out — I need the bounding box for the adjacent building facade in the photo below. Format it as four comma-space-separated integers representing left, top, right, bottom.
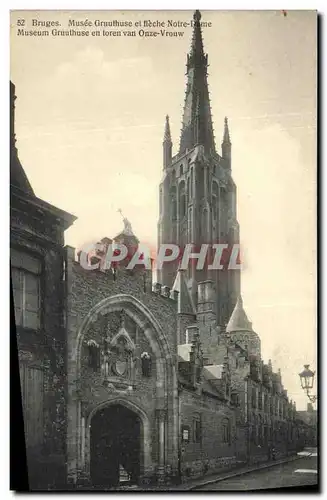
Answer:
10, 80, 76, 488
10, 11, 315, 491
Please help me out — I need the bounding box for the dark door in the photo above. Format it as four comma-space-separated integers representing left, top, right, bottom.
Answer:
90, 405, 141, 488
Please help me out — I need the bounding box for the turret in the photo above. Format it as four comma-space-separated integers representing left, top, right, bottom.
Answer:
163, 115, 172, 169
221, 116, 231, 165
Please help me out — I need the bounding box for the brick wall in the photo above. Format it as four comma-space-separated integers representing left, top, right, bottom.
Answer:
179, 389, 238, 481
65, 257, 180, 484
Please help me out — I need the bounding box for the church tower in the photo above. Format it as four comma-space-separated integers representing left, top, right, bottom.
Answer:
157, 10, 241, 327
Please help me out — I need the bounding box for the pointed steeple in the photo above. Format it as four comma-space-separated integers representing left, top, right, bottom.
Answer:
10, 81, 35, 196
163, 115, 172, 168
226, 295, 252, 333
222, 116, 231, 164
179, 10, 215, 155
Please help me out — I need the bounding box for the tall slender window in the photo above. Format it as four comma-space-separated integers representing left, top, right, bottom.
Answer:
170, 186, 177, 221
220, 188, 228, 237
11, 249, 41, 330
222, 418, 231, 444
179, 181, 186, 220
212, 181, 219, 221
188, 207, 193, 242
193, 414, 202, 443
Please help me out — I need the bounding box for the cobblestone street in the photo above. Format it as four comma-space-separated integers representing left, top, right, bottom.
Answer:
196, 454, 318, 491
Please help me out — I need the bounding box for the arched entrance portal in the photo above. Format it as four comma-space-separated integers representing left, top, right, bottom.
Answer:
90, 404, 142, 488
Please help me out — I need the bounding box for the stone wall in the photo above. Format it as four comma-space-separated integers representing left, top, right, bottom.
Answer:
11, 198, 68, 490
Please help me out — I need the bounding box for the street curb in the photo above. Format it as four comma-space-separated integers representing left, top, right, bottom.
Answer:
184, 454, 311, 491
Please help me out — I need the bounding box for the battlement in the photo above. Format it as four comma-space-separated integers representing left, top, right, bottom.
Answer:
152, 282, 179, 301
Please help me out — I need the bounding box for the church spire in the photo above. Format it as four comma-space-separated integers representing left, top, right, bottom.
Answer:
179, 10, 216, 155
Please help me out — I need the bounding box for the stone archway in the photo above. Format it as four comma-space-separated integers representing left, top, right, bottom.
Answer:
87, 399, 151, 488
67, 294, 179, 485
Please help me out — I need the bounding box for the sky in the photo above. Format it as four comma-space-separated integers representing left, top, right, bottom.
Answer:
10, 10, 317, 410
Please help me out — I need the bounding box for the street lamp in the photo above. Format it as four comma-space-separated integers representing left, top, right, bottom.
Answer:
299, 365, 317, 404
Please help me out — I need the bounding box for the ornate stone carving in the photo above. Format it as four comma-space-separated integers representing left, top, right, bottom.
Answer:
100, 323, 136, 388
141, 351, 152, 377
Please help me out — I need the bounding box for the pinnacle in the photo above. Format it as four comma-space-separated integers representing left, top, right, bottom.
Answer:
193, 10, 201, 22
163, 114, 172, 142
223, 116, 231, 144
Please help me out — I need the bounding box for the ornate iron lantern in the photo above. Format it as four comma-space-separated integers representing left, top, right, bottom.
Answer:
299, 364, 317, 404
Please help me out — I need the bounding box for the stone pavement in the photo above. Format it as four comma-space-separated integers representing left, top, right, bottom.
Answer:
197, 454, 318, 491
179, 453, 314, 491
116, 452, 311, 491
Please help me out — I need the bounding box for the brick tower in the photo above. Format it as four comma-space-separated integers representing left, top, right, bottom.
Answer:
157, 10, 241, 326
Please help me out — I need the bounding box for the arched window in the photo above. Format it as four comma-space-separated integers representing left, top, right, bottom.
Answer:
220, 188, 228, 237
212, 181, 219, 221
252, 387, 257, 408
231, 392, 239, 406
222, 418, 231, 444
188, 207, 193, 242
200, 208, 208, 240
258, 415, 263, 443
170, 186, 177, 221
190, 167, 194, 198
180, 164, 184, 176
258, 389, 263, 410
179, 181, 186, 220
